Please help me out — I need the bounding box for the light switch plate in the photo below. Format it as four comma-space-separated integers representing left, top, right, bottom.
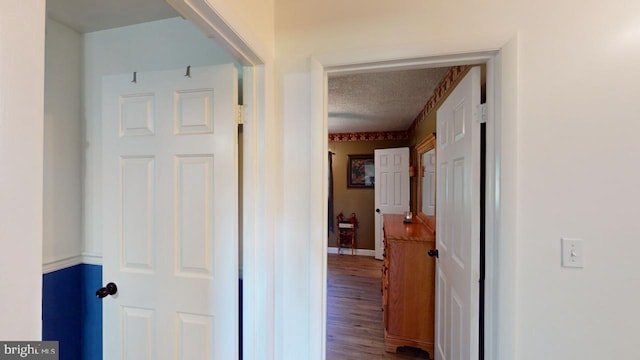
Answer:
561, 238, 584, 268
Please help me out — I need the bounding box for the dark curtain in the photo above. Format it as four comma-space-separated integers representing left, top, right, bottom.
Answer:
328, 151, 335, 233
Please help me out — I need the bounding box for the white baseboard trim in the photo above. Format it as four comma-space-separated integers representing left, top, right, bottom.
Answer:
42, 255, 83, 274
82, 252, 103, 265
327, 247, 375, 257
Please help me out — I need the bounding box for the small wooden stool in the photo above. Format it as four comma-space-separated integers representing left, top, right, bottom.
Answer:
336, 212, 358, 255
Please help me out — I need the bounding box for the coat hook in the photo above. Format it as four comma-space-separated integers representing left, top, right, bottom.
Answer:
131, 72, 137, 84
185, 65, 191, 78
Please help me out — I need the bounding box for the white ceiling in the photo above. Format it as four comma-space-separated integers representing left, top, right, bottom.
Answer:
47, 0, 180, 33
46, 0, 450, 135
328, 67, 451, 134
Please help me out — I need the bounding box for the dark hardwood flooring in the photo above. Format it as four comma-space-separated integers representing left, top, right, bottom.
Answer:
326, 254, 430, 360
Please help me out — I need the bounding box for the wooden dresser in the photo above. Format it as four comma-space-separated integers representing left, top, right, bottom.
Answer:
382, 214, 436, 356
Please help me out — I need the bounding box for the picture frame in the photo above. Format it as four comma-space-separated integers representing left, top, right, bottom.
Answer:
347, 154, 375, 188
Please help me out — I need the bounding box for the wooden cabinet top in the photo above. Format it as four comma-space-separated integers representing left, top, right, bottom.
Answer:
383, 214, 435, 242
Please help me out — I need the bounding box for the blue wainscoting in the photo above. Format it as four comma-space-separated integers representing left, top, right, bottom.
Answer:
81, 265, 102, 360
43, 264, 102, 360
239, 278, 243, 360
43, 265, 82, 360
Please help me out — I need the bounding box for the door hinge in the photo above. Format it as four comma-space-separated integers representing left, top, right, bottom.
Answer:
477, 103, 488, 124
235, 104, 244, 125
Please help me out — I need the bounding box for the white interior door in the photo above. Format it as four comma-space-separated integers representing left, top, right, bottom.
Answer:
374, 147, 410, 260
434, 67, 481, 360
101, 64, 238, 360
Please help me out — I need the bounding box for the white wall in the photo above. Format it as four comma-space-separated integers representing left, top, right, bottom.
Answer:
514, 3, 640, 358
82, 17, 239, 261
274, 0, 640, 359
44, 18, 83, 271
0, 0, 45, 339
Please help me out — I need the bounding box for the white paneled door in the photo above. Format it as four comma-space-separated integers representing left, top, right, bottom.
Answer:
434, 67, 481, 360
101, 65, 238, 360
374, 147, 410, 260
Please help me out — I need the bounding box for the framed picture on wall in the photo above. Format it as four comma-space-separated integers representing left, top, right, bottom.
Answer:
347, 154, 374, 188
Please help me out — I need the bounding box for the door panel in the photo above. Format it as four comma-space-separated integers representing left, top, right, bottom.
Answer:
119, 93, 155, 136
122, 307, 155, 360
436, 270, 448, 358
102, 64, 238, 360
175, 155, 213, 276
177, 313, 213, 359
120, 156, 155, 272
434, 67, 481, 360
423, 151, 436, 216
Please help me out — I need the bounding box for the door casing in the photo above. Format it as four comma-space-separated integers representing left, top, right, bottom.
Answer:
313, 51, 503, 360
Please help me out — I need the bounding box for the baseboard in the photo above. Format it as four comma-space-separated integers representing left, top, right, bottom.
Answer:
82, 252, 103, 266
43, 255, 83, 274
327, 247, 375, 257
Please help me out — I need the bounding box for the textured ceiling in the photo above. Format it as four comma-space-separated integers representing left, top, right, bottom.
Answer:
328, 67, 451, 134
47, 0, 180, 33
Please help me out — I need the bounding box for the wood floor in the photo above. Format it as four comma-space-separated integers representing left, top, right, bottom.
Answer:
326, 254, 430, 360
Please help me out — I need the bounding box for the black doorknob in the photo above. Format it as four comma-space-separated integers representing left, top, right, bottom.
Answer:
96, 282, 118, 298
428, 249, 439, 258
376, 208, 381, 213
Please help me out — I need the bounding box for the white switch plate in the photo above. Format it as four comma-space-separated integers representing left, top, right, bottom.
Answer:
561, 238, 584, 268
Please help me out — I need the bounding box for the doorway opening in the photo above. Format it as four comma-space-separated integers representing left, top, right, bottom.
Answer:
317, 51, 501, 360
43, 1, 265, 357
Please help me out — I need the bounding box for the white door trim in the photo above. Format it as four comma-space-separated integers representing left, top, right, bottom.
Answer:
241, 63, 277, 360
167, 0, 264, 66
312, 50, 509, 360
310, 57, 328, 358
